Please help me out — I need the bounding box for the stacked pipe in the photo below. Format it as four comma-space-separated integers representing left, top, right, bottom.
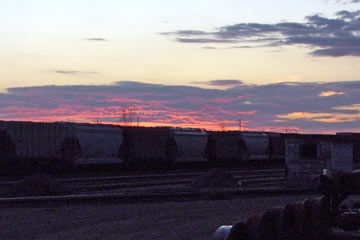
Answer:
213, 196, 333, 240
319, 169, 360, 212
213, 169, 360, 240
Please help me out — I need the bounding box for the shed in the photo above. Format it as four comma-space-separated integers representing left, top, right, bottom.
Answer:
285, 134, 353, 182
336, 132, 360, 163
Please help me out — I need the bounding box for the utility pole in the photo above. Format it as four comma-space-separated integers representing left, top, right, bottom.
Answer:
239, 119, 242, 132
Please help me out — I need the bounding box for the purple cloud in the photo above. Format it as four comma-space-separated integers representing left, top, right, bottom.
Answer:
1, 80, 360, 133
193, 80, 244, 87
164, 10, 360, 57
55, 70, 98, 75
84, 38, 107, 41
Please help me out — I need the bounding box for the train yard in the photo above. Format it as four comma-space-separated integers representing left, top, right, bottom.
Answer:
58, 168, 285, 192
0, 168, 311, 205
2, 121, 360, 238
3, 162, 360, 204
3, 168, 360, 240
2, 120, 360, 178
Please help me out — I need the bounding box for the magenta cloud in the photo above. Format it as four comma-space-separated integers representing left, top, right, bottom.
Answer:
1, 80, 360, 133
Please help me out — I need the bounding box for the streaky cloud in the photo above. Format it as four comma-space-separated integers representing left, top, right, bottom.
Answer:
160, 30, 208, 36
2, 80, 360, 133
193, 79, 244, 87
84, 38, 108, 41
176, 38, 237, 43
55, 70, 98, 75
319, 91, 345, 97
165, 9, 360, 57
337, 0, 360, 4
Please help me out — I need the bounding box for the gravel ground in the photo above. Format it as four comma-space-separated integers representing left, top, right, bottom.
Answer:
0, 193, 328, 240
5, 193, 359, 240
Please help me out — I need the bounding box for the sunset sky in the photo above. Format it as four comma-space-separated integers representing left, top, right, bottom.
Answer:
1, 0, 360, 133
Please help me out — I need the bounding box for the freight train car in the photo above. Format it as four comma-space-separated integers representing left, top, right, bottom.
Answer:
0, 120, 291, 175
119, 127, 176, 169
206, 131, 248, 167
0, 121, 76, 174
119, 127, 209, 169
266, 132, 285, 161
266, 132, 286, 165
0, 121, 124, 175
173, 128, 208, 167
74, 123, 123, 165
205, 131, 285, 167
241, 131, 269, 161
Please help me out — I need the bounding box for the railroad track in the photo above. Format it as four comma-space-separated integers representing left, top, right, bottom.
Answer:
0, 186, 316, 205
68, 176, 286, 193
0, 168, 286, 194
59, 163, 360, 191
0, 167, 321, 205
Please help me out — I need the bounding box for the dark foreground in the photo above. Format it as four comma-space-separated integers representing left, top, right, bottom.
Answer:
0, 194, 330, 240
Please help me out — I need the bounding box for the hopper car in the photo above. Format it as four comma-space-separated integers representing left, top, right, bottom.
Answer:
119, 127, 209, 170
206, 131, 284, 167
0, 121, 123, 174
0, 120, 288, 175
119, 127, 175, 170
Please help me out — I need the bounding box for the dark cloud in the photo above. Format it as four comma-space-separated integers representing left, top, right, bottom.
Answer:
161, 30, 208, 36
312, 48, 360, 56
165, 10, 360, 57
1, 81, 360, 133
176, 38, 237, 43
338, 0, 360, 4
55, 70, 98, 75
84, 38, 107, 41
231, 45, 255, 49
194, 80, 244, 87
336, 10, 360, 19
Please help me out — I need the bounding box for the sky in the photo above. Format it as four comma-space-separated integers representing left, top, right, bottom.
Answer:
1, 0, 360, 133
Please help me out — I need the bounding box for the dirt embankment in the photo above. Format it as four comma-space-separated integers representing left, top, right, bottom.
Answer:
0, 194, 318, 240
1, 173, 70, 198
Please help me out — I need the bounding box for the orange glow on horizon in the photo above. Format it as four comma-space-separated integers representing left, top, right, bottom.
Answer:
2, 82, 359, 135
0, 116, 299, 133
